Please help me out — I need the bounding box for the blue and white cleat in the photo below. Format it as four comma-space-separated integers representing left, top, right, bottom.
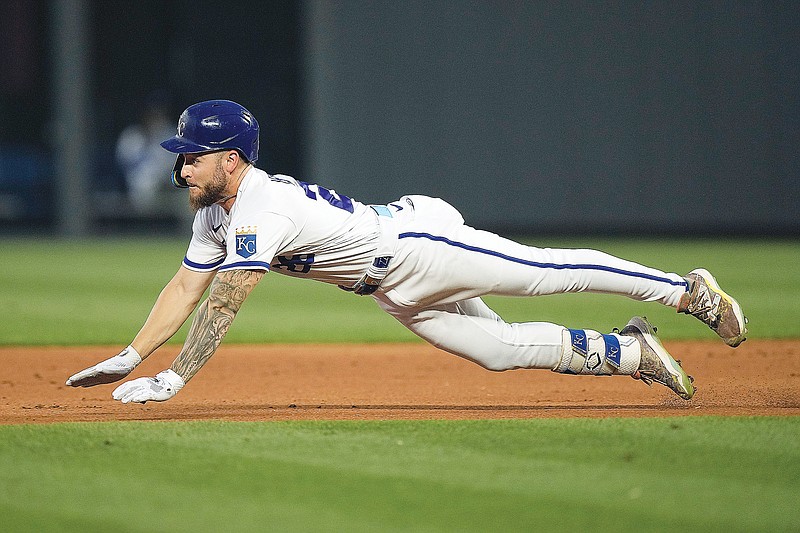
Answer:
678, 268, 748, 347
620, 316, 695, 400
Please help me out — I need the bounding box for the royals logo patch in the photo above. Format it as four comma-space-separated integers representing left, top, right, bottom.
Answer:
235, 226, 257, 258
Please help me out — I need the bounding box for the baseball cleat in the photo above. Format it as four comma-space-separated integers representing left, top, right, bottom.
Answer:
620, 316, 695, 400
678, 268, 747, 347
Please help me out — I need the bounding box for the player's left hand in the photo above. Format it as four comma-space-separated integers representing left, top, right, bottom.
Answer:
112, 369, 185, 404
66, 346, 142, 387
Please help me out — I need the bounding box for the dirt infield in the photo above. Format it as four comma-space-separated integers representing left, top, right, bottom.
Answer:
2, 340, 799, 424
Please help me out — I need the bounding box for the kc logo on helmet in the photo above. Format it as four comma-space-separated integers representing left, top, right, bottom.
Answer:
235, 226, 257, 258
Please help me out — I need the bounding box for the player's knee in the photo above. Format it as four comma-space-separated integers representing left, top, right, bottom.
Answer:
470, 357, 513, 372
483, 363, 511, 372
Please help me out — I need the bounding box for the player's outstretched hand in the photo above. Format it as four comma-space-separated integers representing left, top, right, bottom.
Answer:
112, 369, 185, 404
66, 346, 142, 387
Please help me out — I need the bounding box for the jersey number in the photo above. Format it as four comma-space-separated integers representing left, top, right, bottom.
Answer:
272, 254, 315, 273
298, 181, 354, 213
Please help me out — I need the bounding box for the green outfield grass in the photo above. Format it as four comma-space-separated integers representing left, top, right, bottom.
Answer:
0, 237, 797, 345
1, 417, 798, 532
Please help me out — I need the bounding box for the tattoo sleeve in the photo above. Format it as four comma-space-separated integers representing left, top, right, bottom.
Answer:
170, 269, 264, 382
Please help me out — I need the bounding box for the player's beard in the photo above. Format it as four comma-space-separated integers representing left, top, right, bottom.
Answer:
189, 158, 228, 211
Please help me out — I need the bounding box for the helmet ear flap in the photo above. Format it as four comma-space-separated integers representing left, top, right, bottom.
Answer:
161, 100, 259, 187
170, 154, 188, 188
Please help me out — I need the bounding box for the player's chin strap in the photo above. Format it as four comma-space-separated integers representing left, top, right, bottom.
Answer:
340, 205, 399, 296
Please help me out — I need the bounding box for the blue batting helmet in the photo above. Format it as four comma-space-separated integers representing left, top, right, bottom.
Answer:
161, 100, 259, 188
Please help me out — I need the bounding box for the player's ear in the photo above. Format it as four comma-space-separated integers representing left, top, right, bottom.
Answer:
224, 150, 240, 172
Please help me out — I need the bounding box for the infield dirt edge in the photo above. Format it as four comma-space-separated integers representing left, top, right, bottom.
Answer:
1, 340, 798, 424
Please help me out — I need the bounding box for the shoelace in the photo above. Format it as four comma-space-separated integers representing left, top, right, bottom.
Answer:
687, 284, 721, 326
632, 369, 655, 385
633, 364, 693, 386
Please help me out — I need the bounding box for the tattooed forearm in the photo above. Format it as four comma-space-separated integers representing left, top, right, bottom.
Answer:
171, 269, 264, 382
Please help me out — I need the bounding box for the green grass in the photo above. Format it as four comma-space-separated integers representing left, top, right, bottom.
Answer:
0, 237, 798, 345
1, 417, 798, 532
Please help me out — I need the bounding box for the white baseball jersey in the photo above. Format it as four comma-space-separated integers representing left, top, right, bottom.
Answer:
181, 166, 689, 374
182, 168, 381, 287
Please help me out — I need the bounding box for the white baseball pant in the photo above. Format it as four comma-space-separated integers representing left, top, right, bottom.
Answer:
374, 196, 688, 372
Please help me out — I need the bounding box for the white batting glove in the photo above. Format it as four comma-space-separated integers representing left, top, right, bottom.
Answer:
66, 345, 143, 387
112, 369, 185, 404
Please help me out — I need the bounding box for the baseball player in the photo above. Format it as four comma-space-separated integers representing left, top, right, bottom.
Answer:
67, 100, 747, 403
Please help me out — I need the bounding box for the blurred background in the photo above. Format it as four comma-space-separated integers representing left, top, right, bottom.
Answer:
1, 0, 797, 237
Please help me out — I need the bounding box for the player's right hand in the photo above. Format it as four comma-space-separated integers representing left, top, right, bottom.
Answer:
111, 369, 185, 404
65, 346, 142, 387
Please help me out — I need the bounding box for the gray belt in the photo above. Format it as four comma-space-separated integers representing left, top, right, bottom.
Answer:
340, 205, 398, 295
